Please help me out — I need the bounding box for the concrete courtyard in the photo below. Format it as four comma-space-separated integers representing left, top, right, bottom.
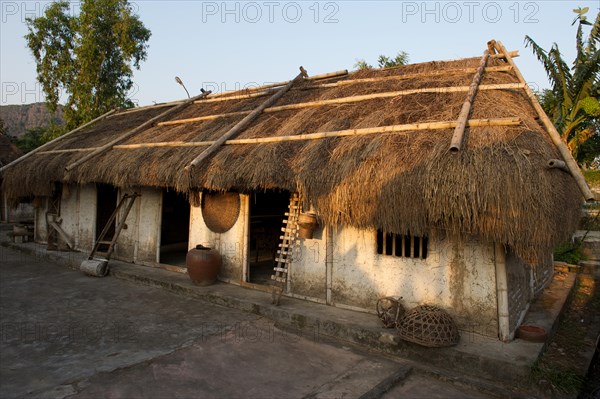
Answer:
0, 244, 497, 399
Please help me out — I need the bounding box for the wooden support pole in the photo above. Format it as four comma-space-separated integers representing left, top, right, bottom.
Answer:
159, 83, 525, 127
0, 108, 117, 173
65, 91, 211, 172
493, 41, 594, 201
114, 118, 521, 149
450, 50, 490, 152
185, 67, 308, 170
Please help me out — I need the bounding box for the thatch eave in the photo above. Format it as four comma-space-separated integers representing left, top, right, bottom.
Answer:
0, 54, 584, 265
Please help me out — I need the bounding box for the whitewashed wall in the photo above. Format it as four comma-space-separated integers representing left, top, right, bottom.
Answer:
189, 192, 248, 281
34, 198, 48, 243
289, 226, 501, 338
114, 187, 161, 263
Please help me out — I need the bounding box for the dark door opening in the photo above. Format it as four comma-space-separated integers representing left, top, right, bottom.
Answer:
160, 190, 190, 266
248, 190, 290, 285
96, 184, 118, 250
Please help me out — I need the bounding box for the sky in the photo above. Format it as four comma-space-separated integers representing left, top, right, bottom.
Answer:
1, 0, 599, 107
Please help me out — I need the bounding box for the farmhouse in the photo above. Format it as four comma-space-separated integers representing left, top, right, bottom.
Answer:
1, 42, 590, 341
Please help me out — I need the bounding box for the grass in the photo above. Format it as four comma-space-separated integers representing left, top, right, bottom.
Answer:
583, 169, 600, 186
554, 240, 585, 264
530, 273, 600, 396
531, 362, 584, 394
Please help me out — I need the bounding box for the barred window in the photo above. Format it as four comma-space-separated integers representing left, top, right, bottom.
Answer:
376, 231, 428, 259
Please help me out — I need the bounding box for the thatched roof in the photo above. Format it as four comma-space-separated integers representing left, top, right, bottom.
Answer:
1, 52, 584, 264
0, 134, 22, 167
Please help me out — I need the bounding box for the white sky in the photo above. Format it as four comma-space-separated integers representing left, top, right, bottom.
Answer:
1, 1, 599, 107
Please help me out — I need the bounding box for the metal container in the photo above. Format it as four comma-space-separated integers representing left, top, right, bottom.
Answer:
186, 245, 221, 286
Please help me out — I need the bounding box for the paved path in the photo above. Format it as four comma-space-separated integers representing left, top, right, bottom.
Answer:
0, 245, 498, 398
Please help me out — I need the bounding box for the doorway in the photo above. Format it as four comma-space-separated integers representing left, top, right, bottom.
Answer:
159, 190, 190, 266
248, 190, 290, 285
96, 184, 118, 249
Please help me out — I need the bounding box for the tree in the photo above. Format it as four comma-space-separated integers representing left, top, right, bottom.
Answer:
25, 0, 151, 130
525, 8, 600, 162
14, 123, 64, 154
354, 51, 410, 70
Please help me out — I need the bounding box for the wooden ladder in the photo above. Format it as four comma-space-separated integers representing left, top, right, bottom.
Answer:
88, 193, 139, 261
271, 193, 302, 305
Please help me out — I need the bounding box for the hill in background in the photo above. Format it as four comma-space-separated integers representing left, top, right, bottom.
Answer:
0, 103, 64, 138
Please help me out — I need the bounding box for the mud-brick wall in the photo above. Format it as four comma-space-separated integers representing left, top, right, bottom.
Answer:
532, 253, 554, 296
505, 250, 532, 334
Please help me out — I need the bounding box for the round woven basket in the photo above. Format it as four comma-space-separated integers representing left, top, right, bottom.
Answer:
396, 304, 460, 347
201, 192, 240, 233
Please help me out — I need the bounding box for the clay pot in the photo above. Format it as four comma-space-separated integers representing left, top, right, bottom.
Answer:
516, 325, 547, 342
298, 213, 318, 239
186, 245, 221, 286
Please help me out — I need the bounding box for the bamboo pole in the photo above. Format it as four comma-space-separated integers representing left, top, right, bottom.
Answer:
185, 67, 308, 170
38, 148, 97, 155
158, 111, 249, 126
107, 100, 185, 117
0, 109, 117, 173
114, 118, 521, 149
317, 66, 512, 88
450, 50, 490, 152
198, 70, 348, 101
490, 50, 519, 59
159, 83, 526, 127
493, 41, 594, 201
201, 91, 271, 103
65, 90, 212, 172
197, 67, 515, 103
547, 159, 569, 172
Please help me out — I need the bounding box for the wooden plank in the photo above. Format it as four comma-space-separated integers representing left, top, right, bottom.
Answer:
273, 267, 288, 273
48, 221, 74, 249
450, 50, 490, 152
65, 92, 211, 172
493, 41, 594, 201
0, 108, 117, 173
185, 67, 308, 170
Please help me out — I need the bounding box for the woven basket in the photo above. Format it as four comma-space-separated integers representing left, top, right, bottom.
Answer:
201, 192, 240, 233
396, 304, 460, 347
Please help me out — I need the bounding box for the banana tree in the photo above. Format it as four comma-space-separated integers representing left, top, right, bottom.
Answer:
525, 8, 600, 161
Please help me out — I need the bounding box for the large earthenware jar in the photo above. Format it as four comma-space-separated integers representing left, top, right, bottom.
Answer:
186, 245, 221, 286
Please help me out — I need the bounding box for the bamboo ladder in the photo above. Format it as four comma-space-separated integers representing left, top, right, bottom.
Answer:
271, 193, 302, 305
